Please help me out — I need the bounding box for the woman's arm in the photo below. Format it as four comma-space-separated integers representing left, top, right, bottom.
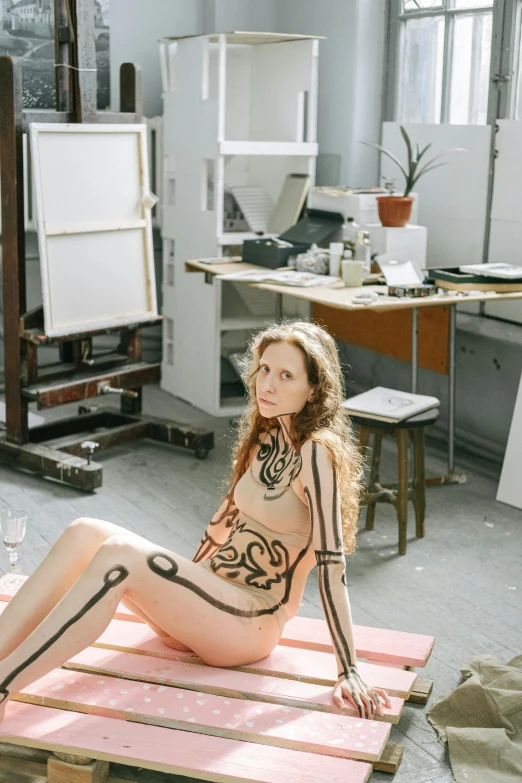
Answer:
300, 440, 391, 718
192, 495, 239, 563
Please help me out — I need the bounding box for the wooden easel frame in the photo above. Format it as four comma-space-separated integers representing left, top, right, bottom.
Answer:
0, 0, 213, 491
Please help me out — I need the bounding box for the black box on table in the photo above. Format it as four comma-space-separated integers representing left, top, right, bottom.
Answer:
242, 209, 344, 270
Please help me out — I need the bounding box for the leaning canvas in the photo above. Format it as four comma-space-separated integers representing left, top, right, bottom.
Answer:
29, 123, 158, 337
497, 373, 522, 510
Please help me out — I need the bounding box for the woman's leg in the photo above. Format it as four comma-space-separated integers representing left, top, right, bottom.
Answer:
0, 534, 281, 719
0, 517, 147, 661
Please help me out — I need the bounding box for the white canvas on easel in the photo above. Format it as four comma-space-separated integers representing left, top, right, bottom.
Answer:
497, 372, 522, 510
29, 123, 158, 338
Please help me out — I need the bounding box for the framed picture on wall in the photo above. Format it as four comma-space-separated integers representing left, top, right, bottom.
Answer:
29, 123, 158, 337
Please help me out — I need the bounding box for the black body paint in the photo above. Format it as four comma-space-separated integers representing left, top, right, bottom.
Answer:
256, 427, 302, 500
0, 566, 128, 705
210, 522, 290, 590
307, 442, 356, 680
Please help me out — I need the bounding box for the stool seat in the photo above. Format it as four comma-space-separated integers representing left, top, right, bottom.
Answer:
350, 408, 440, 430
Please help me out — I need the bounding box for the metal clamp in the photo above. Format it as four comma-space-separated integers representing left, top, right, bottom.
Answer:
80, 440, 99, 465
96, 381, 138, 399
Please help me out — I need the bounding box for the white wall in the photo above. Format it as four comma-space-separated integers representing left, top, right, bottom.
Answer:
110, 0, 207, 117
273, 0, 386, 186
110, 0, 386, 184
211, 0, 277, 32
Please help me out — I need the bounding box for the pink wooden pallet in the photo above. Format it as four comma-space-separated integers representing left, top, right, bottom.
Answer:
0, 583, 434, 782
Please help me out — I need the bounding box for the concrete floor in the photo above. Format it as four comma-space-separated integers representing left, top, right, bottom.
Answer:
0, 381, 520, 783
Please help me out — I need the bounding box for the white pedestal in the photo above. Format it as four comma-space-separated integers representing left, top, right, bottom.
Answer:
366, 223, 428, 266
309, 189, 420, 227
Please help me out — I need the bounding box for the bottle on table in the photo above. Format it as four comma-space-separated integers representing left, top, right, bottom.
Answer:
342, 217, 359, 258
353, 230, 372, 277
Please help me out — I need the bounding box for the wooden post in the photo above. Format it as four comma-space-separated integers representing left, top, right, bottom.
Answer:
119, 64, 143, 415
48, 754, 109, 783
71, 0, 98, 122
0, 56, 29, 444
396, 429, 409, 556
54, 0, 73, 113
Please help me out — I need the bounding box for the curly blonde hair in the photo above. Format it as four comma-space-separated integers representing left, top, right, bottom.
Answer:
227, 321, 364, 553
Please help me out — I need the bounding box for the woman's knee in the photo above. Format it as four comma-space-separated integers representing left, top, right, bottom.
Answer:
64, 517, 108, 549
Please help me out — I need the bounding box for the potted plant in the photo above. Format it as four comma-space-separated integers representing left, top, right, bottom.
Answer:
361, 127, 466, 228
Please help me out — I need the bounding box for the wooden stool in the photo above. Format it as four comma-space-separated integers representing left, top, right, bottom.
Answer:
352, 408, 440, 555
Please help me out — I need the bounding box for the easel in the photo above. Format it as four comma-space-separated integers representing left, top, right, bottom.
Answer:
0, 0, 214, 491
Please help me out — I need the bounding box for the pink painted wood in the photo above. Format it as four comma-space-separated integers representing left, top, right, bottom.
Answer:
0, 701, 372, 783
91, 620, 416, 698
0, 583, 434, 665
282, 616, 434, 668
17, 668, 391, 762
0, 592, 415, 696
65, 646, 404, 722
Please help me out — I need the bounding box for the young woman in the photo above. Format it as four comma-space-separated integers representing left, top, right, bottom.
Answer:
0, 321, 391, 721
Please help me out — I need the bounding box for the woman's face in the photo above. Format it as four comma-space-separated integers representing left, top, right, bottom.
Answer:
256, 341, 314, 419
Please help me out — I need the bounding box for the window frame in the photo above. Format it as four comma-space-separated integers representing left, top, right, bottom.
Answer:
384, 0, 520, 125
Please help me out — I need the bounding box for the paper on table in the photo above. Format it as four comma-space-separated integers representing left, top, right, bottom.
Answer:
217, 269, 341, 287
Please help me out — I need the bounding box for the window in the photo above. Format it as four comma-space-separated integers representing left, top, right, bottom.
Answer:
392, 0, 494, 124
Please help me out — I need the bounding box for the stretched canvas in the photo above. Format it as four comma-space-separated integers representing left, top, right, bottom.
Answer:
30, 123, 158, 337
497, 372, 522, 510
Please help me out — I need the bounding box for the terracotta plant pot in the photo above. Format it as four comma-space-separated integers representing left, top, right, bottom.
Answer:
376, 196, 414, 228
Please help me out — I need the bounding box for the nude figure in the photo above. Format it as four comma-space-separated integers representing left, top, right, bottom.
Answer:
0, 321, 391, 720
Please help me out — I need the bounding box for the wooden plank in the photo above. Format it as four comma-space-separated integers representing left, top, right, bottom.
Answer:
312, 303, 450, 375
0, 602, 416, 699
237, 647, 417, 699
21, 362, 160, 409
63, 646, 404, 724
15, 668, 391, 763
0, 592, 433, 668
21, 316, 163, 346
282, 616, 435, 667
407, 677, 433, 705
0, 702, 372, 783
372, 742, 404, 774
87, 619, 416, 698
0, 438, 102, 491
47, 756, 109, 783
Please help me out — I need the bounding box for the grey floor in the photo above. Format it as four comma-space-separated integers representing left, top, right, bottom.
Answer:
0, 382, 521, 783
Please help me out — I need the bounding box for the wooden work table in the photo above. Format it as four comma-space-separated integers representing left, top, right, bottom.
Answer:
185, 259, 522, 311
186, 258, 522, 483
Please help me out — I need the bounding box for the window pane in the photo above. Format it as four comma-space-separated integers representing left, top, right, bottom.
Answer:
404, 0, 443, 10
450, 1, 493, 8
449, 13, 492, 124
399, 17, 445, 122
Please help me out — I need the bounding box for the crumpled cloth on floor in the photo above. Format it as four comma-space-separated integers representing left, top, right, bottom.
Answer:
427, 654, 522, 783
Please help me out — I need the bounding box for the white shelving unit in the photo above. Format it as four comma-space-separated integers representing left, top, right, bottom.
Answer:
159, 32, 319, 416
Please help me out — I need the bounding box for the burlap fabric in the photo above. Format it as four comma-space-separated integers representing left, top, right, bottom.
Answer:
427, 654, 522, 783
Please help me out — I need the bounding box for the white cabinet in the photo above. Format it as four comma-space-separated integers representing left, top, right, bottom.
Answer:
159, 32, 319, 416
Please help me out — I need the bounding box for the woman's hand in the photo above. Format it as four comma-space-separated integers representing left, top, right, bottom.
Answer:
333, 668, 392, 719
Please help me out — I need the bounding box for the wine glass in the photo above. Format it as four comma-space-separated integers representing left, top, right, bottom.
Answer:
0, 509, 28, 591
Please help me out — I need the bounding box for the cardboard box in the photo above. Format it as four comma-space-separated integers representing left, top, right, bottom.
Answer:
309, 188, 420, 227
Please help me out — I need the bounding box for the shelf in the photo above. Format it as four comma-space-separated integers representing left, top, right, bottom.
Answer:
220, 316, 274, 331
219, 141, 318, 157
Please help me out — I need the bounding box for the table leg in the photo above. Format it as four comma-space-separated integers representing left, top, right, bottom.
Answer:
276, 293, 283, 323
411, 307, 418, 393
425, 303, 467, 486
